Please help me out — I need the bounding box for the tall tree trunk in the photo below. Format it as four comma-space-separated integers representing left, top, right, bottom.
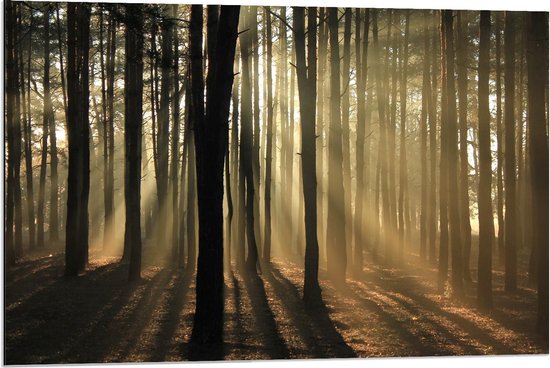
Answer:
316, 7, 327, 254
23, 10, 35, 251
5, 0, 17, 264
240, 7, 259, 273
428, 12, 439, 266
353, 8, 369, 276
477, 10, 493, 310
373, 10, 391, 266
398, 10, 410, 262
190, 4, 240, 345
251, 6, 262, 253
341, 8, 353, 270
495, 13, 505, 264
44, 5, 60, 243
326, 7, 347, 283
171, 4, 180, 260
438, 11, 449, 291
504, 11, 517, 292
294, 6, 322, 307
65, 3, 91, 277
157, 5, 173, 252
444, 10, 464, 299
419, 10, 430, 261
456, 11, 472, 284
105, 15, 116, 247
263, 6, 274, 264
125, 4, 144, 281
526, 11, 549, 340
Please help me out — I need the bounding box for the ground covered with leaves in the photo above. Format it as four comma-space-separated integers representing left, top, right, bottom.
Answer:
4, 246, 548, 364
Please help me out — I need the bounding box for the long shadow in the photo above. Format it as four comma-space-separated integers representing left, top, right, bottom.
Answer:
147, 269, 192, 362
5, 261, 134, 364
241, 270, 290, 359
336, 282, 444, 356
266, 267, 356, 358
358, 273, 522, 355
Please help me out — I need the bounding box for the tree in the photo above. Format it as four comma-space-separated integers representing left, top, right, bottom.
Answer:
294, 6, 322, 307
398, 10, 410, 261
5, 0, 18, 265
240, 7, 260, 273
46, 4, 60, 243
456, 11, 471, 283
438, 11, 449, 291
124, 3, 144, 282
526, 11, 549, 339
443, 10, 464, 298
504, 11, 517, 292
65, 2, 91, 277
190, 4, 240, 344
419, 10, 430, 261
326, 7, 347, 283
263, 6, 274, 264
353, 8, 369, 276
477, 10, 493, 310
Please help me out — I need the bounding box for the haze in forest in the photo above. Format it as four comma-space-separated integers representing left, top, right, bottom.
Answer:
3, 0, 549, 363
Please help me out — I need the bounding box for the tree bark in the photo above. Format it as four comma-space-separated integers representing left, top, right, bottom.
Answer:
526, 11, 548, 339
124, 4, 144, 281
326, 7, 347, 283
190, 4, 240, 345
65, 3, 91, 277
294, 6, 322, 307
477, 10, 493, 310
504, 11, 517, 292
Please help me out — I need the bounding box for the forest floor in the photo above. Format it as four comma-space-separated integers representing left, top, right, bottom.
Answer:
3, 244, 548, 364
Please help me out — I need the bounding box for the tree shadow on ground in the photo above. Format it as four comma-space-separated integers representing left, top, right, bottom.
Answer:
265, 266, 357, 358
4, 255, 191, 364
241, 270, 291, 359
355, 267, 537, 355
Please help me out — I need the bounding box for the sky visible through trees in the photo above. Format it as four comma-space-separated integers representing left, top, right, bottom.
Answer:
3, 0, 549, 364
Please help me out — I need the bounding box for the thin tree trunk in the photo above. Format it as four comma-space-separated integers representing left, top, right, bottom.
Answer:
326, 7, 347, 283
457, 11, 472, 283
504, 11, 517, 292
398, 10, 410, 262
353, 8, 369, 276
263, 6, 274, 264
294, 6, 322, 307
526, 11, 549, 339
125, 4, 144, 281
477, 10, 493, 310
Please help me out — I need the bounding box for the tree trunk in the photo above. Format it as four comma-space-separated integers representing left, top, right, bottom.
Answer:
495, 13, 505, 264
504, 11, 517, 292
22, 10, 35, 251
65, 3, 91, 277
419, 10, 430, 261
263, 6, 274, 264
353, 8, 369, 276
341, 8, 353, 271
124, 4, 144, 281
294, 6, 322, 307
240, 7, 259, 274
526, 11, 548, 339
477, 10, 493, 310
44, 5, 60, 243
171, 4, 180, 260
428, 12, 439, 266
457, 11, 472, 284
398, 10, 410, 262
326, 7, 347, 283
438, 11, 449, 291
190, 4, 240, 345
443, 10, 464, 299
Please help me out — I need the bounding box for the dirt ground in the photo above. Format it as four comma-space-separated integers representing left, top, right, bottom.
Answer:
3, 245, 548, 364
